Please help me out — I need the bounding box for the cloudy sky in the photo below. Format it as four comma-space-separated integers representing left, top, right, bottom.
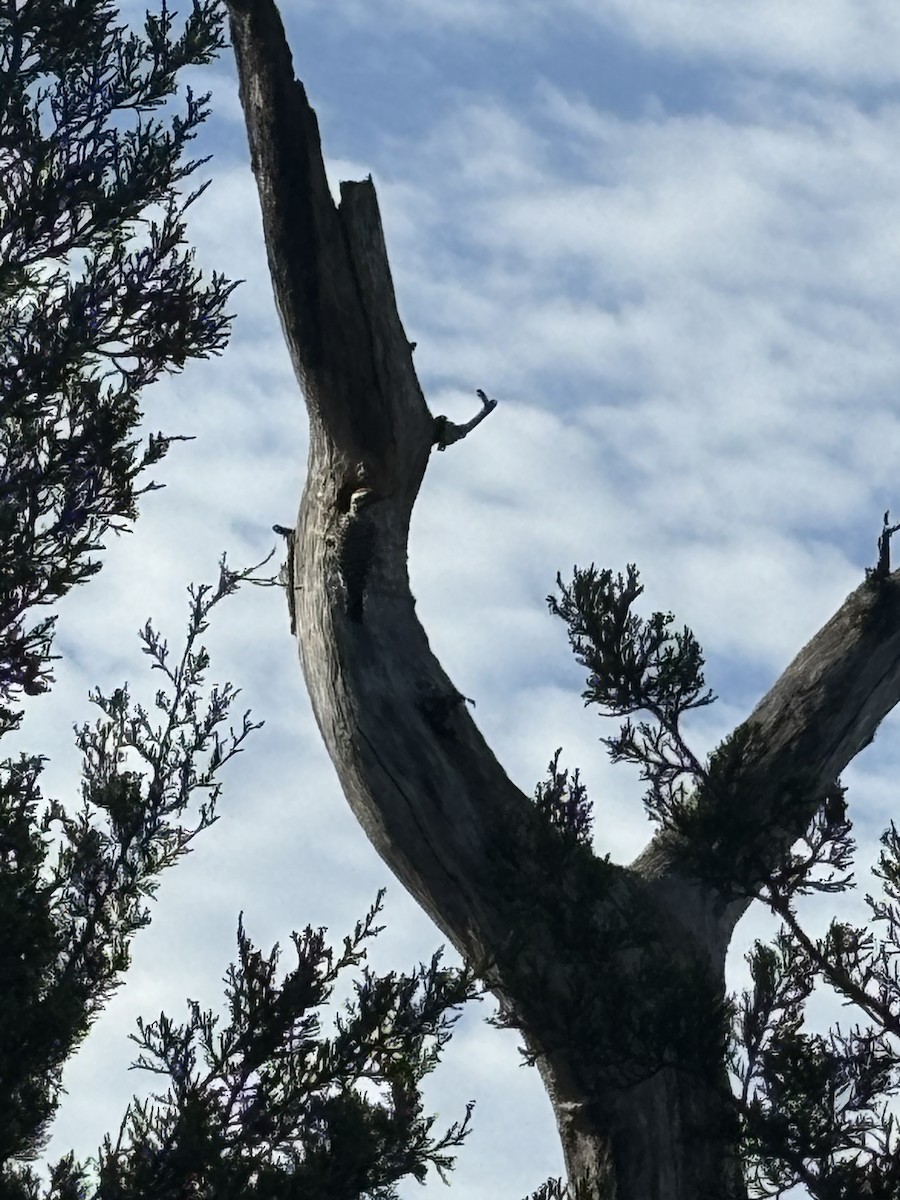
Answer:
16, 0, 900, 1195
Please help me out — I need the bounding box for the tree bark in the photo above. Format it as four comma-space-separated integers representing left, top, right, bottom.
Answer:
224, 3, 900, 1195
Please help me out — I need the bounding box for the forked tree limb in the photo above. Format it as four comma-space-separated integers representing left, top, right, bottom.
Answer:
224, 3, 900, 1195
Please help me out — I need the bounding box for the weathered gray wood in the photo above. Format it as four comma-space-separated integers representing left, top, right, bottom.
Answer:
224, 3, 900, 1195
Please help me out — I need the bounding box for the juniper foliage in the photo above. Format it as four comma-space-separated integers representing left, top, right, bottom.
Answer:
0, 0, 241, 739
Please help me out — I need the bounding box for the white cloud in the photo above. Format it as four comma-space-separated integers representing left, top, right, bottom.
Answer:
577, 0, 900, 85
287, 0, 900, 86
295, 0, 546, 35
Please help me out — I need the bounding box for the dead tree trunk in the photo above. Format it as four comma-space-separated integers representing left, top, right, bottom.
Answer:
224, 4, 900, 1195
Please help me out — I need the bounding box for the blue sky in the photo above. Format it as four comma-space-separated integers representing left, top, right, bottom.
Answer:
14, 1, 900, 1195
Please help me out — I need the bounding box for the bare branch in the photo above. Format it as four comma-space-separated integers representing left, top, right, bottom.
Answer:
434, 389, 499, 451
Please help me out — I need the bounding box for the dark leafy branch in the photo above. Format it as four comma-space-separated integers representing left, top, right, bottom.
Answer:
731, 915, 900, 1198
548, 563, 715, 831
533, 747, 594, 847
7, 893, 479, 1200
0, 0, 243, 738
0, 556, 263, 1165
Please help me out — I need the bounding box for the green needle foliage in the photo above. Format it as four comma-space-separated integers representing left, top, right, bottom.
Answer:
1, 560, 263, 1168
0, 0, 241, 739
7, 891, 478, 1200
547, 563, 715, 831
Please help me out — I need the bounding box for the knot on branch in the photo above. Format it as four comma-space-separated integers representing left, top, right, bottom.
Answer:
418, 686, 475, 735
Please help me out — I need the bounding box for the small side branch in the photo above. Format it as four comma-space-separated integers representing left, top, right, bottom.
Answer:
867, 510, 900, 582
273, 523, 297, 635
434, 388, 498, 451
